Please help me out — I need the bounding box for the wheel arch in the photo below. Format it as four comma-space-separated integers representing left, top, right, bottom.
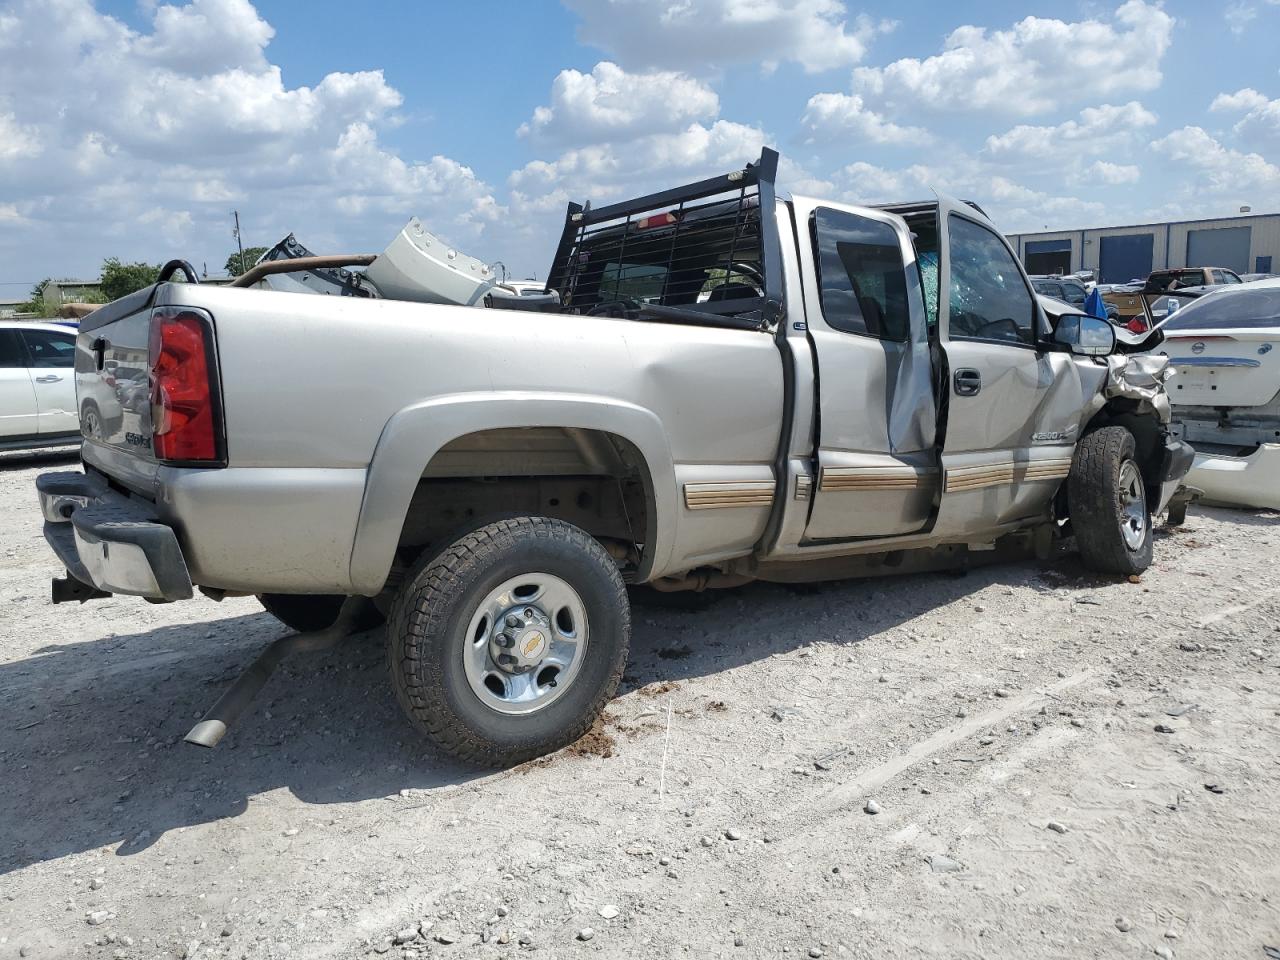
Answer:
348, 393, 676, 595
1078, 399, 1167, 507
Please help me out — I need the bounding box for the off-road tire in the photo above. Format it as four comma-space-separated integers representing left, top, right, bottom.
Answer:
387, 517, 630, 767
1068, 426, 1153, 575
258, 593, 348, 633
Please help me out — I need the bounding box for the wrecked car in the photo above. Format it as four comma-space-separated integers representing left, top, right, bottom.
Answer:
34, 149, 1193, 765
1152, 278, 1280, 510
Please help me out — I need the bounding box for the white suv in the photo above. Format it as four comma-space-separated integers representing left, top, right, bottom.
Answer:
0, 321, 80, 451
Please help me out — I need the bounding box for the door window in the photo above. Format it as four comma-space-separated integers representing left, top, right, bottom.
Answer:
0, 330, 27, 368
18, 329, 75, 368
947, 216, 1038, 346
811, 208, 911, 342
1223, 270, 1242, 284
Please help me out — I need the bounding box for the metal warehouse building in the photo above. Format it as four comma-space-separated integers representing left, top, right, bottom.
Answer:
1006, 212, 1280, 283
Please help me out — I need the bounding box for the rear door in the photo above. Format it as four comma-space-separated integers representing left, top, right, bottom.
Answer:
794, 200, 939, 540
0, 328, 39, 438
931, 198, 1085, 534
18, 327, 79, 435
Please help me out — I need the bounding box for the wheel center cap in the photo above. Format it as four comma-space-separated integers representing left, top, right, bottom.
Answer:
518, 629, 548, 662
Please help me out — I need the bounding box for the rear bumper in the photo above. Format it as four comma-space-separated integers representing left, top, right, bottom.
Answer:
36, 470, 194, 601
1186, 443, 1280, 511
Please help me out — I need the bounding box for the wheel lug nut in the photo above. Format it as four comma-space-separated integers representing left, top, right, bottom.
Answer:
497, 653, 516, 665
524, 607, 534, 618
505, 615, 520, 628
496, 633, 514, 648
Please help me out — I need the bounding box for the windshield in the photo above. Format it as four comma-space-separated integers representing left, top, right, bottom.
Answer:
1146, 270, 1204, 292
1164, 286, 1280, 331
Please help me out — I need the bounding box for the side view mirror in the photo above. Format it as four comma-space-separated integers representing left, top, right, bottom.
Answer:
1054, 313, 1116, 357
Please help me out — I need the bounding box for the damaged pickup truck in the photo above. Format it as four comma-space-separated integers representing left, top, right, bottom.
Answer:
35, 149, 1193, 765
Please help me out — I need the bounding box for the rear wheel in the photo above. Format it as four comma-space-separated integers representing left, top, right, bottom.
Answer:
1068, 426, 1153, 575
387, 517, 629, 766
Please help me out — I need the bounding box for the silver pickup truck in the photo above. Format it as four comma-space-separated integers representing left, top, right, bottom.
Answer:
35, 150, 1193, 765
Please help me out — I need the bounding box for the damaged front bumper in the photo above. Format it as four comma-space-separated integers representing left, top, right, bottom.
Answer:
36, 470, 193, 602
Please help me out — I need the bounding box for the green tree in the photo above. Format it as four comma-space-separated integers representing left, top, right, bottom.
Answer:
224, 246, 269, 277
100, 258, 161, 301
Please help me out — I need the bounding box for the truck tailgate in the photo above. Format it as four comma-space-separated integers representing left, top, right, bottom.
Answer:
76, 287, 158, 465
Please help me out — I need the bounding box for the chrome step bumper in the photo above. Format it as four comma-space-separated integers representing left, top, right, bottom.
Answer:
36, 470, 193, 602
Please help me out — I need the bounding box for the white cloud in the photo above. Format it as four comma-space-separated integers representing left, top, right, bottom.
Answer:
1151, 125, 1280, 193
563, 0, 894, 74
800, 92, 931, 145
852, 1, 1174, 116
0, 113, 42, 160
1208, 88, 1280, 150
1210, 88, 1270, 113
0, 0, 499, 279
519, 61, 719, 146
1086, 160, 1141, 185
834, 161, 908, 203
983, 102, 1157, 160
511, 119, 772, 201
832, 155, 1108, 233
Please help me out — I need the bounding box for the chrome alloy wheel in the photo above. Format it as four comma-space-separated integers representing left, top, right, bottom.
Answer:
1117, 459, 1147, 550
462, 573, 589, 715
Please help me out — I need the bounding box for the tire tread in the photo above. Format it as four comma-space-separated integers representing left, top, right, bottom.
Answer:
386, 517, 629, 767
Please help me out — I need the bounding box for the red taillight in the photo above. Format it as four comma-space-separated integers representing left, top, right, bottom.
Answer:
636, 212, 678, 230
1126, 316, 1148, 334
148, 306, 221, 463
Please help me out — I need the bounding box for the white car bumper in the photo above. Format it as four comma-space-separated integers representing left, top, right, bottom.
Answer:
1187, 443, 1280, 511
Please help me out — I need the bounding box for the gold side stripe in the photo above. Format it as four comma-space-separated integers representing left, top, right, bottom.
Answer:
944, 459, 1072, 493
684, 482, 776, 511
819, 466, 936, 492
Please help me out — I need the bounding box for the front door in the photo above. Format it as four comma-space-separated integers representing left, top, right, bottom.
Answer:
18, 327, 79, 435
932, 198, 1083, 535
0, 328, 40, 438
796, 201, 939, 540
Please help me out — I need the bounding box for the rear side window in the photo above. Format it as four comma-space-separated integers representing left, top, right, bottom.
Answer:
1165, 287, 1280, 330
811, 208, 910, 342
19, 329, 76, 368
0, 329, 27, 368
947, 215, 1037, 346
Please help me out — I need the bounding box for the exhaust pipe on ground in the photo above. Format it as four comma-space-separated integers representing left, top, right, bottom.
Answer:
184, 597, 373, 748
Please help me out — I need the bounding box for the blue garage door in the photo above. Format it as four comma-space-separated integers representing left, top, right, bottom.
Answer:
1186, 226, 1251, 274
1099, 233, 1154, 283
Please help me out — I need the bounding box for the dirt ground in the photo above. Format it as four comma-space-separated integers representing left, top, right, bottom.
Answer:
1, 448, 1278, 960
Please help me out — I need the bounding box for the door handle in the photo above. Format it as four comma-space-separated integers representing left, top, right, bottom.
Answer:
953, 369, 982, 396
35, 375, 63, 383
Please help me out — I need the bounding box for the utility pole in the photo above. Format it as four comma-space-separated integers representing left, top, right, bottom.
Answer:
232, 211, 246, 276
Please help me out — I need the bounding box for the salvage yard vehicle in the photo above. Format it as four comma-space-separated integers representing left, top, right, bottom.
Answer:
34, 149, 1193, 766
1103, 266, 1244, 330
1030, 275, 1120, 323
1154, 278, 1280, 510
0, 321, 80, 452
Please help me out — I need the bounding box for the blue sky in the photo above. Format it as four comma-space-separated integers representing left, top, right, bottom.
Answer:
2, 0, 1279, 292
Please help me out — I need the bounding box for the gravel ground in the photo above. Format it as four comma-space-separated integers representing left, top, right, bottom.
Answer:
1, 449, 1279, 960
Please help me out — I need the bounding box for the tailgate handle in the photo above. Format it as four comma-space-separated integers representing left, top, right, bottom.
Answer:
953, 368, 982, 397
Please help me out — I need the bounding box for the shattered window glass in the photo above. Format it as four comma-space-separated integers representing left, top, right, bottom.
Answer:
947, 215, 1036, 346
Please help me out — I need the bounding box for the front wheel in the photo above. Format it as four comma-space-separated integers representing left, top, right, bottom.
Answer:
387, 517, 630, 766
1068, 426, 1153, 575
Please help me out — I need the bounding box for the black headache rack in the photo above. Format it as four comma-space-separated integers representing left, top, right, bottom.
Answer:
543, 148, 784, 332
